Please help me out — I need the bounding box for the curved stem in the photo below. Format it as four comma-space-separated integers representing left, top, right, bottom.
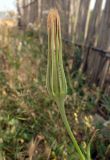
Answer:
56, 97, 85, 160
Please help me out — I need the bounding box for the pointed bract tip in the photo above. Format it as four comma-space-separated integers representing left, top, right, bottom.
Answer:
47, 9, 60, 30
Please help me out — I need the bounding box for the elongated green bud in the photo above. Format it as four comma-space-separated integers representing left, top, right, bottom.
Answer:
46, 9, 67, 99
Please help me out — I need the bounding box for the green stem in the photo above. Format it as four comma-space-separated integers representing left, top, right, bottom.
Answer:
56, 97, 85, 160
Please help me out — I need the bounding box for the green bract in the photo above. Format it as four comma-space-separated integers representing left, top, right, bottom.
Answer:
46, 9, 67, 98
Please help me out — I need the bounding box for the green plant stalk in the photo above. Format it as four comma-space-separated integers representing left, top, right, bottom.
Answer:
46, 9, 86, 160
56, 97, 85, 160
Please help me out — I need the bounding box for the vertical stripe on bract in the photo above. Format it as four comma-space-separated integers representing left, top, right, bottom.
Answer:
51, 21, 58, 96
46, 29, 51, 96
56, 19, 60, 95
57, 15, 67, 96
54, 18, 60, 96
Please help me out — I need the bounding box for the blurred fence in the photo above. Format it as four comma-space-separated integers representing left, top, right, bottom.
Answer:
17, 0, 110, 94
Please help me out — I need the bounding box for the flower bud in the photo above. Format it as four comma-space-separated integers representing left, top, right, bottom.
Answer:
46, 9, 67, 98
